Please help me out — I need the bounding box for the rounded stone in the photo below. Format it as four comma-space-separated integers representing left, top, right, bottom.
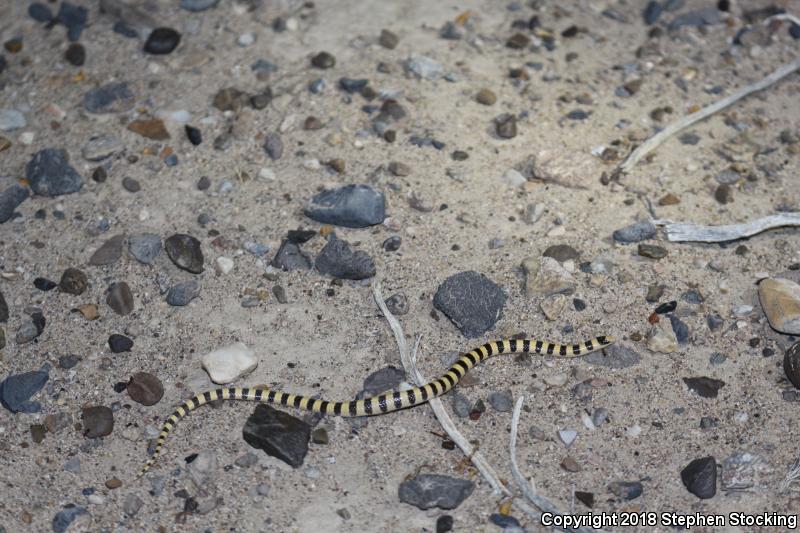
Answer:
165, 234, 204, 273
144, 27, 181, 55
784, 342, 800, 389
202, 342, 257, 384
127, 372, 164, 406
108, 334, 133, 353
81, 405, 114, 438
64, 43, 85, 66
311, 51, 335, 69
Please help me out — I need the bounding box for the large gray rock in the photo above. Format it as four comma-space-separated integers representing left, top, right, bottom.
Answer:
314, 234, 376, 280
0, 370, 49, 413
83, 81, 136, 114
304, 184, 385, 228
398, 474, 474, 509
433, 271, 507, 338
243, 404, 311, 468
26, 149, 83, 196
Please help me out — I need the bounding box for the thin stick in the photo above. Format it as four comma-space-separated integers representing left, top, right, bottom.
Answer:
654, 213, 800, 242
618, 58, 800, 173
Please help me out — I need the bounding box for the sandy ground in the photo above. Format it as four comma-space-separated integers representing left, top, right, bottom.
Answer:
1, 0, 800, 531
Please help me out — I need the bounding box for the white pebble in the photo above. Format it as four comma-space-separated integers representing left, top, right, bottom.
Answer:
558, 429, 577, 447
202, 342, 257, 384
138, 209, 150, 221
285, 17, 298, 31
215, 256, 234, 275
88, 494, 105, 505
303, 158, 321, 170
547, 226, 566, 237
259, 167, 276, 180
626, 425, 642, 438
19, 131, 35, 145
734, 412, 749, 423
502, 169, 526, 188
305, 466, 320, 479
237, 33, 255, 47
581, 412, 595, 430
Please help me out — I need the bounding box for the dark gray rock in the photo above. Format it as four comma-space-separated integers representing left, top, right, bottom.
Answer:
127, 372, 163, 406
108, 334, 133, 353
362, 366, 405, 396
165, 234, 204, 273
81, 405, 114, 438
0, 290, 8, 322
0, 184, 29, 223
243, 404, 311, 468
26, 149, 83, 196
270, 240, 312, 271
56, 2, 88, 41
784, 342, 800, 389
166, 280, 200, 306
315, 234, 376, 280
29, 3, 53, 22
432, 271, 507, 338
543, 244, 580, 263
88, 234, 125, 266
385, 293, 409, 315
144, 27, 181, 54
612, 220, 656, 243
304, 184, 386, 228
669, 315, 689, 343
128, 234, 162, 264
83, 82, 136, 114
608, 481, 643, 500
683, 377, 725, 398
585, 343, 640, 368
339, 78, 369, 93
451, 391, 471, 418
643, 1, 662, 24
706, 313, 724, 331
59, 268, 88, 295
488, 391, 513, 412
52, 505, 89, 533
106, 282, 134, 315
681, 456, 717, 499
0, 370, 48, 413
263, 132, 283, 160
398, 474, 474, 510
180, 0, 219, 11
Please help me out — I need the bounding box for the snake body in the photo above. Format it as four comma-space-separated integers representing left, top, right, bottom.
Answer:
138, 335, 613, 478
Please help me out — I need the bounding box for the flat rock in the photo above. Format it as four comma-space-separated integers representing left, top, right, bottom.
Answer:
0, 289, 8, 322
304, 184, 386, 228
270, 240, 312, 271
0, 109, 26, 131
263, 132, 283, 160
433, 271, 506, 338
522, 257, 575, 297
166, 280, 200, 306
0, 370, 49, 413
243, 404, 311, 468
52, 506, 89, 533
721, 451, 771, 491
362, 366, 405, 396
488, 391, 513, 412
84, 82, 136, 114
59, 267, 88, 295
180, 0, 219, 11
647, 323, 678, 353
784, 341, 800, 389
26, 149, 84, 196
543, 244, 580, 263
398, 474, 474, 510
612, 220, 656, 243
758, 278, 800, 334
127, 118, 170, 140
681, 456, 717, 499
81, 405, 114, 438
108, 334, 133, 353
106, 281, 134, 315
540, 293, 567, 320
144, 27, 181, 54
165, 234, 204, 273
314, 234, 376, 280
0, 184, 29, 223
127, 372, 163, 406
585, 343, 640, 368
128, 233, 162, 264
202, 342, 257, 384
405, 55, 443, 80
683, 377, 725, 399
88, 234, 125, 266
81, 135, 123, 161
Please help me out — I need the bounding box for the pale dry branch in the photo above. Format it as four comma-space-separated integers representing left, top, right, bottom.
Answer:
654, 213, 800, 242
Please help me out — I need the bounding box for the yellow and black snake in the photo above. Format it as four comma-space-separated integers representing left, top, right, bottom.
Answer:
138, 335, 614, 478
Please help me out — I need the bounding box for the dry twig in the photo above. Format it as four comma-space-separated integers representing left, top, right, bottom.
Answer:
654, 213, 800, 242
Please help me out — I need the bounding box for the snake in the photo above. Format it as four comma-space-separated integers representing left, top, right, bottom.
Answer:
137, 335, 614, 478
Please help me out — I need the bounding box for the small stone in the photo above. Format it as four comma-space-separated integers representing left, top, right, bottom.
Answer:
28, 3, 53, 22
212, 88, 249, 111
681, 456, 717, 499
784, 342, 800, 389
613, 220, 656, 243
0, 184, 28, 223
476, 89, 497, 105
558, 429, 578, 447
272, 285, 288, 303
714, 184, 734, 204
82, 405, 114, 438
683, 377, 726, 398
123, 495, 143, 517
165, 234, 204, 273
494, 114, 517, 139
144, 27, 181, 54
304, 116, 323, 130
506, 33, 530, 49
311, 52, 335, 69
543, 244, 580, 263
643, 1, 663, 24
608, 481, 643, 500
83, 82, 135, 114
52, 506, 89, 533
108, 334, 133, 353
305, 184, 386, 228
540, 294, 567, 320
0, 109, 26, 131
758, 278, 800, 334
488, 391, 513, 412
398, 474, 474, 510
647, 324, 678, 353
128, 234, 162, 264
383, 236, 401, 252
560, 456, 582, 472
64, 43, 85, 66
566, 109, 590, 120
106, 282, 134, 315
433, 271, 507, 338
638, 244, 667, 259
166, 281, 200, 306
89, 234, 125, 265
315, 234, 376, 280
573, 298, 586, 311
180, 0, 220, 11
339, 77, 368, 93
679, 132, 701, 145
522, 257, 575, 297
362, 367, 405, 396
405, 55, 443, 80
263, 132, 283, 160
127, 118, 169, 140
311, 428, 329, 444
502, 169, 526, 187
379, 29, 399, 49
670, 315, 689, 343
243, 404, 311, 468
721, 451, 770, 491
81, 135, 123, 161
271, 240, 312, 271
127, 372, 163, 406
388, 161, 410, 176
202, 342, 257, 384
385, 293, 409, 315
0, 370, 48, 413
658, 193, 680, 205
655, 301, 677, 314
92, 167, 107, 182
215, 256, 234, 275
26, 148, 83, 196
105, 478, 122, 489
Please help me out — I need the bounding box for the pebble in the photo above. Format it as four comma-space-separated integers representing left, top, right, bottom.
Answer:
26, 149, 84, 196
215, 256, 234, 274
0, 184, 29, 223
379, 29, 399, 49
476, 89, 497, 106
489, 514, 520, 528
613, 220, 656, 243
608, 481, 643, 500
270, 240, 312, 271
127, 372, 163, 406
494, 114, 517, 139
0, 370, 48, 413
384, 293, 409, 315
522, 257, 575, 297
165, 234, 204, 273
311, 427, 329, 444
64, 458, 81, 473
558, 429, 577, 447
433, 271, 507, 338
506, 33, 530, 49
89, 234, 125, 265
784, 342, 800, 389
638, 244, 667, 259
28, 3, 53, 22
82, 405, 114, 437
683, 377, 725, 398
646, 324, 678, 353
543, 244, 580, 263
309, 78, 326, 93
128, 234, 162, 264
108, 334, 133, 353
251, 59, 278, 73
592, 408, 609, 427
188, 450, 217, 487
166, 281, 200, 306
388, 161, 411, 176
488, 391, 512, 412
127, 118, 169, 140
202, 342, 257, 384
16, 320, 41, 345
714, 184, 733, 204
64, 43, 85, 66
573, 298, 586, 311
81, 135, 123, 161
184, 125, 202, 146
235, 452, 259, 468
584, 343, 640, 368
669, 315, 689, 343
502, 169, 526, 187
439, 21, 462, 40
263, 132, 283, 160
643, 1, 663, 24
0, 109, 26, 131
144, 27, 181, 54
237, 32, 255, 47
123, 494, 143, 517
311, 51, 335, 69
56, 2, 88, 41
304, 184, 385, 228
398, 474, 474, 510
540, 293, 567, 320
339, 77, 368, 93
405, 55, 443, 80
243, 404, 311, 467
83, 82, 135, 114
721, 451, 769, 491
655, 301, 677, 314
0, 290, 7, 322
106, 281, 134, 315
681, 456, 717, 499
256, 483, 270, 496
758, 278, 800, 334
315, 234, 376, 280
180, 0, 219, 11
213, 87, 249, 111
52, 506, 89, 533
